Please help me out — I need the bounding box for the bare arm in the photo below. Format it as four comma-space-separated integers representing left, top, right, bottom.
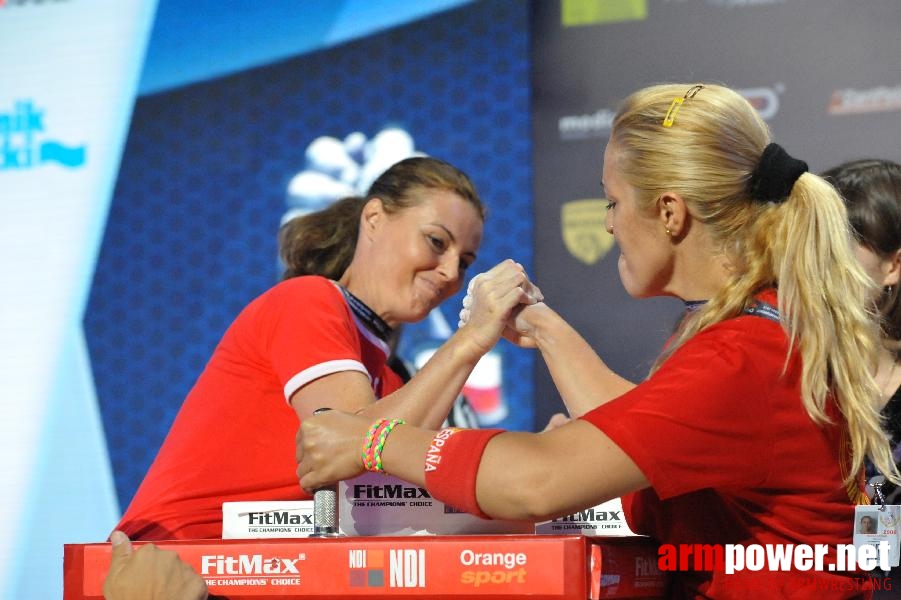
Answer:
471, 420, 647, 519
297, 411, 648, 522
291, 329, 486, 428
507, 303, 636, 417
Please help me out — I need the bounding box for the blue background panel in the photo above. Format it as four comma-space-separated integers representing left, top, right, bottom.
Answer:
84, 0, 534, 510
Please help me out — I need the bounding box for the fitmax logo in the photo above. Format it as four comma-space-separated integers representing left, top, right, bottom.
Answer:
200, 554, 302, 575
552, 508, 621, 522
1, 100, 86, 169
352, 484, 431, 499
247, 511, 313, 525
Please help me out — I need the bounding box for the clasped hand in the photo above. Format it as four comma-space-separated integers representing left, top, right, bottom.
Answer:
458, 259, 545, 348
296, 260, 541, 491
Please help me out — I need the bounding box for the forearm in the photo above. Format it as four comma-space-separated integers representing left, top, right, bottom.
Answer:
468, 432, 613, 522
378, 420, 647, 522
360, 328, 485, 428
377, 424, 433, 486
527, 306, 635, 417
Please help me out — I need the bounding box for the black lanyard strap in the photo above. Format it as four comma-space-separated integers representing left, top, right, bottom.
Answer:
338, 285, 393, 342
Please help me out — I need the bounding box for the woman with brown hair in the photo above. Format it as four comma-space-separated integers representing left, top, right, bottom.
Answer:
824, 158, 901, 504
115, 156, 537, 540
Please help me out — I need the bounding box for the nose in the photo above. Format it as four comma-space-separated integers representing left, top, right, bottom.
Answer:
436, 252, 461, 289
604, 211, 614, 234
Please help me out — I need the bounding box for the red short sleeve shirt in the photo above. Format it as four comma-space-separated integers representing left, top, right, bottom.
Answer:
116, 276, 403, 540
582, 293, 868, 597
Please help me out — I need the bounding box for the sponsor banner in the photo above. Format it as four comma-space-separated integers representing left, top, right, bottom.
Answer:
553, 85, 783, 144
535, 497, 638, 536
828, 84, 901, 115
530, 0, 901, 430
222, 501, 315, 539
65, 535, 610, 599
338, 472, 534, 536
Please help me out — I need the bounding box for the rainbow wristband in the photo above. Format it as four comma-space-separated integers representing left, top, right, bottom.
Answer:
361, 419, 386, 472
361, 418, 405, 474
423, 427, 504, 519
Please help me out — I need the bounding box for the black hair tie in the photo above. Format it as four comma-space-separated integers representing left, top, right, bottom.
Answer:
748, 143, 808, 204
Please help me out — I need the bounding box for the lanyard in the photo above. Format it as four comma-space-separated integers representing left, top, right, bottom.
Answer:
682, 299, 780, 323
743, 301, 780, 323
338, 285, 393, 342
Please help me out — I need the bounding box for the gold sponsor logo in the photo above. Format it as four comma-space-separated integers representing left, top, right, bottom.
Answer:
561, 199, 614, 265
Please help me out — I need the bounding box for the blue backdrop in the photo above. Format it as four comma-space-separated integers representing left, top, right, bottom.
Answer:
84, 0, 535, 511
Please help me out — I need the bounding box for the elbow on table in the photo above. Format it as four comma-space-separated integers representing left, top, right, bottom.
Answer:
479, 469, 567, 522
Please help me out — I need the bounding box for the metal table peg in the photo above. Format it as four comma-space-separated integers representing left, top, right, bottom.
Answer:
308, 407, 343, 537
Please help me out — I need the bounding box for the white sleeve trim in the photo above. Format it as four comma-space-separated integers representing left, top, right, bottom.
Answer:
283, 359, 371, 403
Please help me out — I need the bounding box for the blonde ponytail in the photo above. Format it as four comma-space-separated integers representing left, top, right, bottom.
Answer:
613, 83, 899, 486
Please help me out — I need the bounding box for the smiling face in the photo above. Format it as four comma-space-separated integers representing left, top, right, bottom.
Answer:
602, 142, 674, 298
361, 187, 483, 325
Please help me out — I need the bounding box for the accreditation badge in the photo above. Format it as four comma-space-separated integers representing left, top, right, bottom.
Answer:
853, 503, 901, 568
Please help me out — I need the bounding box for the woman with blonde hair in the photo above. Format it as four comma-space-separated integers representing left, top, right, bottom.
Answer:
299, 83, 898, 597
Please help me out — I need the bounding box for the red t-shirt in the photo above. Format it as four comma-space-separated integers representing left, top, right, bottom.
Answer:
116, 276, 403, 540
582, 291, 872, 598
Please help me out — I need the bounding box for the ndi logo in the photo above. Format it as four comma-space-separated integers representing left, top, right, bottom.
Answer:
390, 549, 426, 588
348, 549, 426, 588
1, 100, 86, 170
349, 548, 385, 587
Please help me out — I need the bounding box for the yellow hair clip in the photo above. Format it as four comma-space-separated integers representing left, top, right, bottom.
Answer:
662, 97, 683, 128
662, 84, 704, 128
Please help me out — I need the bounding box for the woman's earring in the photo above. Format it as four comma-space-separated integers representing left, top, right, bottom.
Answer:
665, 227, 672, 236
